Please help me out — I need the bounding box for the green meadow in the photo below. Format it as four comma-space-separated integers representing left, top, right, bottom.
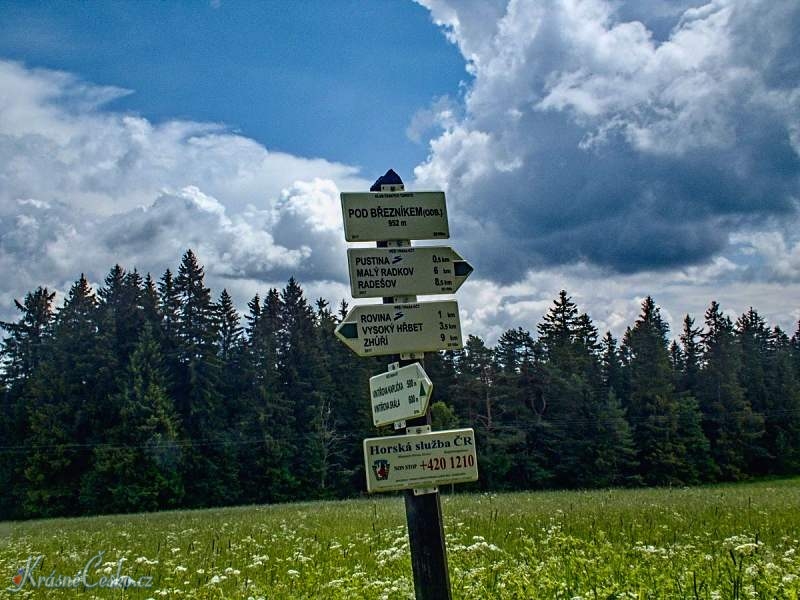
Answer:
2, 479, 799, 599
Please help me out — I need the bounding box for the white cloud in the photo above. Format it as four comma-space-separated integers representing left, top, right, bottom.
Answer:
0, 59, 368, 321
457, 261, 800, 346
2, 6, 800, 350
730, 230, 800, 281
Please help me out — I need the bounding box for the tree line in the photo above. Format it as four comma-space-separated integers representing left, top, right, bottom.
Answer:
1, 250, 799, 520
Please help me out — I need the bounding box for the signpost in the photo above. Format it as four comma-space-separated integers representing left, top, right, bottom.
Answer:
341, 191, 449, 241
336, 169, 474, 600
364, 428, 478, 493
334, 300, 462, 357
347, 246, 473, 298
370, 362, 433, 427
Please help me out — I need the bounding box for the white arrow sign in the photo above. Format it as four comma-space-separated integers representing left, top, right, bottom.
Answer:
364, 428, 478, 493
347, 246, 474, 298
341, 191, 449, 242
370, 363, 433, 427
334, 300, 462, 357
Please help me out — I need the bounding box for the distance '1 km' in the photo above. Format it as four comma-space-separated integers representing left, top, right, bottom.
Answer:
334, 300, 463, 357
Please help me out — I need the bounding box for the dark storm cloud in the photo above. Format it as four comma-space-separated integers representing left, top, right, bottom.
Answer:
415, 0, 800, 282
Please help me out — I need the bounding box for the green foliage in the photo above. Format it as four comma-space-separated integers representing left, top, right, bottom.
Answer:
623, 297, 692, 484
0, 287, 55, 385
430, 400, 459, 430
3, 480, 800, 599
697, 302, 765, 480
593, 390, 640, 487
2, 256, 800, 520
173, 250, 236, 507
761, 327, 800, 473
0, 287, 56, 518
83, 323, 184, 513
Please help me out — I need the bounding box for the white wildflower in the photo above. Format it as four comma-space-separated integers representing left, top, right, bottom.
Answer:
734, 543, 760, 555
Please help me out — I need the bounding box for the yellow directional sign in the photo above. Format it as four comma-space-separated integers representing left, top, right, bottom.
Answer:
340, 191, 449, 242
334, 300, 462, 357
364, 428, 479, 493
347, 246, 473, 298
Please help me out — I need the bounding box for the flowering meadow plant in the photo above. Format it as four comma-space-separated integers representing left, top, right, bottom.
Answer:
2, 479, 799, 598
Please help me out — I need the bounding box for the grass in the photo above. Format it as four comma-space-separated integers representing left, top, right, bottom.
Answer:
1, 479, 800, 598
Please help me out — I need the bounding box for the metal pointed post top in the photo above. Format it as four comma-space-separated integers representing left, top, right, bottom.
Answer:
370, 169, 404, 192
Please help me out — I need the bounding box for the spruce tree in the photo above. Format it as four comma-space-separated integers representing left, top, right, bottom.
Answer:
239, 289, 297, 501
159, 268, 181, 346
9, 248, 800, 513
423, 350, 459, 410
538, 290, 579, 368
24, 275, 114, 516
84, 323, 184, 513
278, 278, 330, 496
1, 287, 56, 385
762, 326, 800, 473
736, 308, 773, 472
0, 287, 56, 519
536, 291, 600, 488
452, 335, 493, 425
792, 321, 800, 379
679, 315, 702, 395
142, 273, 161, 327
217, 289, 243, 364
697, 301, 764, 479
314, 297, 359, 494
158, 268, 182, 391
495, 328, 535, 374
736, 308, 770, 417
98, 265, 146, 365
622, 297, 708, 485
600, 332, 623, 398
173, 250, 235, 506
594, 390, 639, 486
670, 340, 684, 377
455, 334, 529, 489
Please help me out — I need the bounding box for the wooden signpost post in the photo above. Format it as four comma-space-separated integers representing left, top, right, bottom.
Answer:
335, 169, 477, 600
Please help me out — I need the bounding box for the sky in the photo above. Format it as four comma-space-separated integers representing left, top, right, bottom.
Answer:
0, 0, 798, 345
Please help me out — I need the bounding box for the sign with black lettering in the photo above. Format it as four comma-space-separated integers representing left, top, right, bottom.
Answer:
370, 363, 433, 426
347, 246, 473, 298
334, 300, 463, 357
340, 191, 449, 241
364, 428, 478, 493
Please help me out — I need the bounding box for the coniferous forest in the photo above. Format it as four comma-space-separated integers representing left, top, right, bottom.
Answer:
2, 249, 800, 520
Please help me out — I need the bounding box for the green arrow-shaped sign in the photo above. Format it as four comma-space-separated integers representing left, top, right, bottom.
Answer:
369, 362, 434, 427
